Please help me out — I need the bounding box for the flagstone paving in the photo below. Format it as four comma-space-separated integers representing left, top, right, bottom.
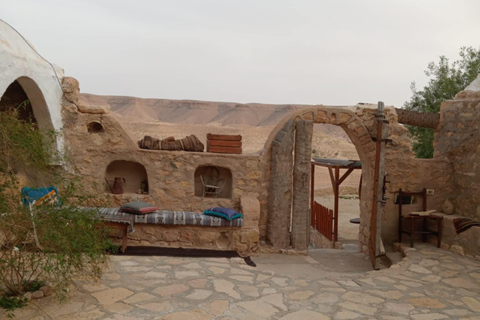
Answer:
3, 244, 480, 319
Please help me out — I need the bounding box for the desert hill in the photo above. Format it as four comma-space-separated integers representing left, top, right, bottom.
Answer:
80, 93, 352, 141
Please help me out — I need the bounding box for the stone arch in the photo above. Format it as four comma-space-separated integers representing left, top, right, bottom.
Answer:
264, 106, 377, 253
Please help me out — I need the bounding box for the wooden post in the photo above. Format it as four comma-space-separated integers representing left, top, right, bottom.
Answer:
334, 167, 339, 242
370, 101, 389, 269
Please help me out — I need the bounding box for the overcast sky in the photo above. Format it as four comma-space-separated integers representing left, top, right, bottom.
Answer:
1, 0, 479, 108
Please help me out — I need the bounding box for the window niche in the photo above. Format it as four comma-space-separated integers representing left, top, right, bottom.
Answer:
105, 160, 149, 194
194, 165, 232, 199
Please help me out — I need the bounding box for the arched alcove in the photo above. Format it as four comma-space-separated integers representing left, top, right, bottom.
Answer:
105, 160, 149, 194
88, 121, 105, 133
194, 165, 232, 199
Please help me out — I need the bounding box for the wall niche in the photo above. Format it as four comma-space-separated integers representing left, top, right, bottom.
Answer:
194, 165, 232, 199
105, 160, 148, 194
88, 121, 104, 133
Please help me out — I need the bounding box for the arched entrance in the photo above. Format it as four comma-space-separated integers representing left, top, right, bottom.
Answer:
265, 106, 380, 259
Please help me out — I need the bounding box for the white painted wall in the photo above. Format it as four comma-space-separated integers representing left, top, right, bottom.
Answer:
0, 20, 64, 150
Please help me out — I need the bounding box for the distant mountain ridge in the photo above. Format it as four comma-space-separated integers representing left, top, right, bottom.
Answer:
80, 93, 351, 141
80, 93, 309, 126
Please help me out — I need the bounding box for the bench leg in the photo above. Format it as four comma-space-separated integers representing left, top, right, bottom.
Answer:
410, 219, 414, 248
121, 226, 128, 253
437, 218, 442, 248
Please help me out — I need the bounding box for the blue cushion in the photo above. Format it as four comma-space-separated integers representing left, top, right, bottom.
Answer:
21, 186, 61, 206
204, 207, 242, 221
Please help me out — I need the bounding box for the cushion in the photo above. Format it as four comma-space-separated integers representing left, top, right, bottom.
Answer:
204, 207, 242, 221
21, 186, 61, 206
120, 201, 158, 214
34, 190, 59, 207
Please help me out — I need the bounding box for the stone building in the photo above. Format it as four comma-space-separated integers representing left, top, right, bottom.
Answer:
1, 20, 479, 263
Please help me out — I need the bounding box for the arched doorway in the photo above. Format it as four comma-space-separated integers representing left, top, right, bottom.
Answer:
265, 106, 379, 258
0, 77, 58, 137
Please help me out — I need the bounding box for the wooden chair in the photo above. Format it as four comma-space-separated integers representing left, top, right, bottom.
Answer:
397, 188, 443, 248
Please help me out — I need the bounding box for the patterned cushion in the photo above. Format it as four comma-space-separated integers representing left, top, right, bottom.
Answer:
204, 207, 242, 221
84, 207, 243, 227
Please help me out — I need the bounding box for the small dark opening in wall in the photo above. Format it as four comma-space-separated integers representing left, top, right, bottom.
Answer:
88, 121, 104, 133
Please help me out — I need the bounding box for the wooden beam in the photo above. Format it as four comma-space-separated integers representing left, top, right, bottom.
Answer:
337, 167, 355, 186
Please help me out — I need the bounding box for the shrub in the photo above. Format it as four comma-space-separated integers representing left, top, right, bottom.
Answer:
0, 106, 111, 316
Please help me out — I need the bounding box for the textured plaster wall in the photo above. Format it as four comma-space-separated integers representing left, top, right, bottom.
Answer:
435, 75, 480, 220
0, 21, 64, 148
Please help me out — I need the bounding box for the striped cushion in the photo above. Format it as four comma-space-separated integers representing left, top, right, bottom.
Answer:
84, 207, 243, 227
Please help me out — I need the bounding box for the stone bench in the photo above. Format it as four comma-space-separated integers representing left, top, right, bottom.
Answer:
427, 213, 480, 258
88, 196, 260, 256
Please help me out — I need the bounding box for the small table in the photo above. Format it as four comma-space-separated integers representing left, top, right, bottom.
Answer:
400, 214, 443, 248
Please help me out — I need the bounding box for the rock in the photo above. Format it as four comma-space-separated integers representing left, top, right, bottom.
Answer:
91, 287, 134, 304
442, 199, 455, 214
39, 285, 53, 297
279, 310, 329, 320
383, 302, 415, 315
31, 290, 44, 299
212, 279, 240, 299
206, 300, 229, 316
237, 300, 280, 318
462, 297, 480, 312
406, 297, 446, 308
62, 77, 80, 104
288, 290, 315, 300
23, 292, 32, 300
123, 292, 155, 304
152, 284, 189, 296
163, 308, 211, 320
450, 245, 465, 256
342, 291, 384, 304
185, 289, 213, 300
139, 301, 172, 312
77, 95, 110, 114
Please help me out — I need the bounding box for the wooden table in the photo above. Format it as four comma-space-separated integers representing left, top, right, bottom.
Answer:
400, 214, 443, 248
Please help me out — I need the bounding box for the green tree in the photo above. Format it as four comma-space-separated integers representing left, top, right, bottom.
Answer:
404, 46, 480, 158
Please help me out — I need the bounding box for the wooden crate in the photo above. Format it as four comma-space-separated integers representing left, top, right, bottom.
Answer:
207, 134, 242, 154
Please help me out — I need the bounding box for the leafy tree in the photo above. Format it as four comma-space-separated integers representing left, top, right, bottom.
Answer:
404, 46, 480, 158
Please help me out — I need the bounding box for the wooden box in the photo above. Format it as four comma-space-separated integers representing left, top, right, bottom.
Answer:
207, 134, 242, 154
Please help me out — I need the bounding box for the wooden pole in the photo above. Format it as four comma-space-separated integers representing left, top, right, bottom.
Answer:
334, 167, 339, 242
370, 101, 389, 269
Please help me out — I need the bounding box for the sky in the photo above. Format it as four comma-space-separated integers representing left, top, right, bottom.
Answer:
1, 0, 479, 108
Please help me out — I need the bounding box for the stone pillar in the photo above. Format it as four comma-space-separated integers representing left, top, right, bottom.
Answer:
267, 120, 294, 248
292, 120, 313, 250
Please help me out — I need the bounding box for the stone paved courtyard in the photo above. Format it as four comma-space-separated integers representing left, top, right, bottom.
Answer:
3, 244, 480, 320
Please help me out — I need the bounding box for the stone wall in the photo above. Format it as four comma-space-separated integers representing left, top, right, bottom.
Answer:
382, 109, 454, 245
61, 74, 461, 257
61, 79, 265, 254
435, 75, 480, 219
